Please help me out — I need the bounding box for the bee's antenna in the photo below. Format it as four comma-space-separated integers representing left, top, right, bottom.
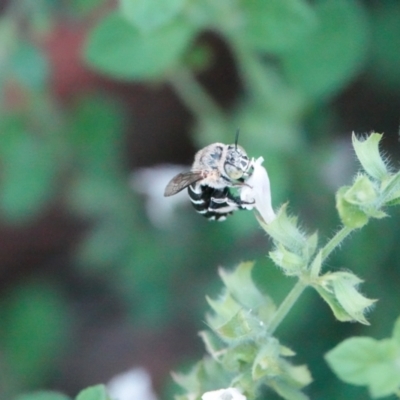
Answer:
235, 129, 240, 150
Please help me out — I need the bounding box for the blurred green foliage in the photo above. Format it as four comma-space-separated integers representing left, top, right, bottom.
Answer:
15, 384, 110, 400
0, 0, 400, 399
16, 393, 71, 400
326, 317, 400, 399
0, 280, 71, 388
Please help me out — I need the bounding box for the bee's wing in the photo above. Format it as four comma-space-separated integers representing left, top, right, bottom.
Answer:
164, 172, 203, 197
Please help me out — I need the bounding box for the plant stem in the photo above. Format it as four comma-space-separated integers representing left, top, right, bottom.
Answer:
231, 40, 278, 105
268, 226, 353, 334
168, 68, 226, 122
321, 226, 353, 262
268, 280, 307, 335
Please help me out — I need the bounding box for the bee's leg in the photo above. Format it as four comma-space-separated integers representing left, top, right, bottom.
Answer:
216, 187, 255, 208
194, 186, 254, 221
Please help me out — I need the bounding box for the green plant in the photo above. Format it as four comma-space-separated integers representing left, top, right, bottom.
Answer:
2, 0, 400, 399
172, 133, 400, 399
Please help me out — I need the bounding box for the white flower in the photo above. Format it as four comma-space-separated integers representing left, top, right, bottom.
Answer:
107, 367, 158, 400
240, 157, 275, 224
202, 387, 247, 400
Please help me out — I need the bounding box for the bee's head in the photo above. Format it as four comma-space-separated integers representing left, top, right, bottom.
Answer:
224, 144, 251, 180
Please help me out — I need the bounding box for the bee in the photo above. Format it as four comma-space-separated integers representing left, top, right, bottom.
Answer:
164, 133, 254, 221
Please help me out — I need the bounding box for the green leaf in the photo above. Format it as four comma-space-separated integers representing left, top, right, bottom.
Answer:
0, 114, 60, 222
120, 0, 186, 33
222, 342, 256, 369
352, 133, 388, 181
219, 262, 274, 312
304, 231, 318, 261
315, 271, 375, 324
314, 285, 352, 323
213, 309, 254, 340
264, 204, 306, 253
75, 385, 110, 400
173, 358, 231, 397
242, 0, 317, 54
11, 42, 49, 89
269, 244, 305, 276
270, 379, 309, 400
67, 96, 124, 174
199, 330, 226, 360
380, 172, 400, 205
84, 11, 196, 80
0, 280, 71, 388
67, 173, 129, 217
252, 338, 281, 379
76, 218, 132, 268
283, 363, 312, 388
325, 337, 400, 398
332, 272, 375, 325
16, 392, 70, 400
206, 291, 242, 326
282, 0, 367, 100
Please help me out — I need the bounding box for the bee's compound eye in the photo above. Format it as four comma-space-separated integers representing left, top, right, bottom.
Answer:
224, 163, 244, 180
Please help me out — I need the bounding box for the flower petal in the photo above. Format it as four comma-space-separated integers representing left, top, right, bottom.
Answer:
240, 157, 275, 224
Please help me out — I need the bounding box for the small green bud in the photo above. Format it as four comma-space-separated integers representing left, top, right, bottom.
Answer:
344, 174, 378, 205
336, 186, 369, 228
269, 244, 305, 276
336, 175, 385, 228
352, 132, 389, 180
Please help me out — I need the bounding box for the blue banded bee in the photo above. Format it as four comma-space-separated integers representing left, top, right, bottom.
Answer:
164, 137, 254, 221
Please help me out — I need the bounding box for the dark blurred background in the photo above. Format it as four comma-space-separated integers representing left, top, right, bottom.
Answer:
0, 0, 400, 399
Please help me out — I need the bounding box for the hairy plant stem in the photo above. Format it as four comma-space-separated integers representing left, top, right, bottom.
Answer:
268, 280, 307, 335
321, 226, 353, 262
268, 225, 354, 335
168, 68, 226, 123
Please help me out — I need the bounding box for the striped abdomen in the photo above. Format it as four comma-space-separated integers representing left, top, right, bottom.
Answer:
188, 184, 244, 221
